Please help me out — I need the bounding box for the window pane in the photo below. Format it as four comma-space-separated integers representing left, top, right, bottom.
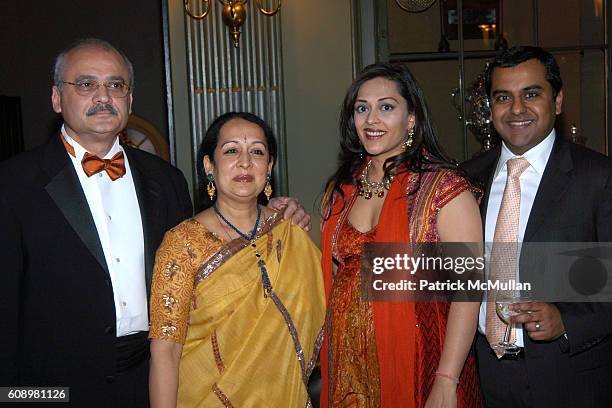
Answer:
402, 60, 466, 161
500, 0, 535, 48
387, 0, 446, 54
458, 0, 505, 52
555, 50, 606, 154
387, 0, 539, 53
538, 0, 605, 47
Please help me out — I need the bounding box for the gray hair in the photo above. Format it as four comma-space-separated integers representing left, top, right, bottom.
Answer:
53, 38, 135, 92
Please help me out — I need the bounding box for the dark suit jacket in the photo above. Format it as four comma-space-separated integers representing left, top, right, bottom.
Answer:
461, 136, 612, 407
0, 135, 193, 406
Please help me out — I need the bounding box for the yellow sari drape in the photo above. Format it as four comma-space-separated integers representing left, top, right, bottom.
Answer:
178, 214, 325, 407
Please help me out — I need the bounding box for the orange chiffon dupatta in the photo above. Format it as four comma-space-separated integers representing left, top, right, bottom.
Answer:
321, 172, 417, 407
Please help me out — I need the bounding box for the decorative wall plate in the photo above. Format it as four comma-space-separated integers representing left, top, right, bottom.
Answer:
395, 0, 437, 13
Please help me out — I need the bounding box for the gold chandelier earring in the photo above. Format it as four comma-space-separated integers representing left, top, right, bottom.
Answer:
264, 174, 273, 201
402, 127, 415, 150
206, 173, 216, 200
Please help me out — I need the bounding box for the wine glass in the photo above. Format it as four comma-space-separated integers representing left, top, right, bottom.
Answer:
495, 291, 532, 355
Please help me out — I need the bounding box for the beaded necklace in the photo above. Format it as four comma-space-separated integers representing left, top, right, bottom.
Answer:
212, 202, 272, 298
213, 202, 261, 241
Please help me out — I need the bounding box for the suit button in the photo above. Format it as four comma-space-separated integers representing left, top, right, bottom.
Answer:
105, 326, 114, 335
106, 375, 115, 383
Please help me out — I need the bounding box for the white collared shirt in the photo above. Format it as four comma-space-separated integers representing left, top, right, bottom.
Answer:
478, 130, 556, 346
62, 126, 148, 337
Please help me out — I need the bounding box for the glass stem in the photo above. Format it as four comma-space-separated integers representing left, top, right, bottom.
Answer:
503, 322, 511, 343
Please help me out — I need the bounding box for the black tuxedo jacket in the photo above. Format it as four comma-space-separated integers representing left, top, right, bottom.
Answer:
461, 136, 612, 407
0, 135, 193, 406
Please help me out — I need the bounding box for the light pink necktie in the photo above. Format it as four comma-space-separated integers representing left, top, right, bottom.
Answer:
486, 157, 530, 358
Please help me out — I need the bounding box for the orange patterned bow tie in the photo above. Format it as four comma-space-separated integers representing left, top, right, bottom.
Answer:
81, 151, 126, 181
60, 133, 126, 181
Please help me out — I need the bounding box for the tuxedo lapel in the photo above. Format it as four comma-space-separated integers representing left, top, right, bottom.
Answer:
125, 147, 163, 294
42, 136, 110, 276
523, 138, 573, 242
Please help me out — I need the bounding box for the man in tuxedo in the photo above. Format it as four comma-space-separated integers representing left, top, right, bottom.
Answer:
0, 38, 308, 407
0, 38, 192, 407
462, 46, 612, 407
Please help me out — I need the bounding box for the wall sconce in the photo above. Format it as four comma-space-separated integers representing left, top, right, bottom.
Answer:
593, 0, 603, 17
184, 0, 281, 48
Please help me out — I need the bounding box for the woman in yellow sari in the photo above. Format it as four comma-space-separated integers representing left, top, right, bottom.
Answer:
149, 112, 326, 407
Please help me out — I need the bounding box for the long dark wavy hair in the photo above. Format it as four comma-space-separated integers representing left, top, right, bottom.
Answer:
322, 62, 458, 218
196, 112, 277, 210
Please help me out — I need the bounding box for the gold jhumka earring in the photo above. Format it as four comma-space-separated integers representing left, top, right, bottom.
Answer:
264, 175, 273, 201
207, 173, 216, 200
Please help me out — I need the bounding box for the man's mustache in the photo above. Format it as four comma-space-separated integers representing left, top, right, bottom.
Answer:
86, 104, 118, 116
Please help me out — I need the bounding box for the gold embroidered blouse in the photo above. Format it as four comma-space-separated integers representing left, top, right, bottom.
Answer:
149, 219, 224, 344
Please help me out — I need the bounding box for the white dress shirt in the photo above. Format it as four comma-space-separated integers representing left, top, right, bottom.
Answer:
62, 126, 148, 336
478, 130, 556, 346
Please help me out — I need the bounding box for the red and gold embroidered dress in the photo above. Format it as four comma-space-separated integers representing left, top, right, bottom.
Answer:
320, 167, 482, 408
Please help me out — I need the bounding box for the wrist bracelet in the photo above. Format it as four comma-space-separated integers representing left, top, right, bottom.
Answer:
435, 371, 460, 384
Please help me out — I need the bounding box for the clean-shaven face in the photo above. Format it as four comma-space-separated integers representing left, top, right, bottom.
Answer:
353, 77, 415, 162
204, 118, 273, 203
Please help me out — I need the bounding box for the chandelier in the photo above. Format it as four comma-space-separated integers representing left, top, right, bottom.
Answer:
184, 0, 281, 48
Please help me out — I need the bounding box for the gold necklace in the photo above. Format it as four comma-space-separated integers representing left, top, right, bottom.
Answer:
358, 160, 394, 199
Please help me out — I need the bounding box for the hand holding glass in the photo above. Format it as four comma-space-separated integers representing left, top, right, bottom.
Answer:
495, 291, 532, 355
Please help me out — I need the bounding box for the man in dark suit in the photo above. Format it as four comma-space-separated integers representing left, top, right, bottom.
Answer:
0, 38, 193, 406
462, 46, 612, 407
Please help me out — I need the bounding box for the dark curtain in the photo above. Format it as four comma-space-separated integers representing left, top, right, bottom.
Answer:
0, 95, 24, 160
